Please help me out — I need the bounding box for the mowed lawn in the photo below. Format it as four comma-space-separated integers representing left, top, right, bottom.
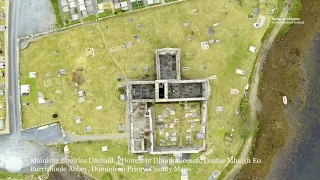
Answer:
21, 0, 278, 178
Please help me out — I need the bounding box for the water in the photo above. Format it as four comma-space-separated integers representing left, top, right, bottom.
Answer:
267, 34, 320, 180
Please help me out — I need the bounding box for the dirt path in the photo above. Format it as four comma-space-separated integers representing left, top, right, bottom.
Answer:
223, 1, 292, 179
95, 25, 127, 79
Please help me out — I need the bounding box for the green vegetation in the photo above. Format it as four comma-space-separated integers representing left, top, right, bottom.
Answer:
102, 173, 113, 180
67, 20, 81, 26
0, 0, 5, 25
50, 0, 64, 28
277, 0, 302, 39
98, 10, 114, 18
0, 170, 45, 180
165, 0, 179, 3
83, 15, 97, 22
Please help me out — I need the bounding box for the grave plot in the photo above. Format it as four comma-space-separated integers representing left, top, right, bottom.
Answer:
154, 102, 202, 148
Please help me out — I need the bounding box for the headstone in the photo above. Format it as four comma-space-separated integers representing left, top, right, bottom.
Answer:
207, 27, 214, 36
191, 9, 198, 15
136, 24, 144, 30
182, 67, 189, 71
186, 36, 194, 41
209, 75, 217, 80
126, 41, 133, 48
230, 89, 239, 95
201, 41, 209, 50
183, 22, 190, 27
85, 125, 92, 132
143, 66, 149, 72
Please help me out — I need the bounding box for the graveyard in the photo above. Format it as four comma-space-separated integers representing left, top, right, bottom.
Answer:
154, 102, 203, 148
19, 0, 280, 179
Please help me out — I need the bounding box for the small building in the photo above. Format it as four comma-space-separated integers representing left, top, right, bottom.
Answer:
21, 85, 30, 96
101, 146, 109, 152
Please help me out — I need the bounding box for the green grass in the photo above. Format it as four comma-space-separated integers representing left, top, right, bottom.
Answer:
83, 15, 97, 22
0, 170, 45, 180
165, 0, 178, 3
0, 0, 4, 25
217, 140, 245, 179
98, 10, 114, 18
277, 0, 302, 39
50, 0, 64, 28
20, 0, 280, 178
67, 19, 81, 26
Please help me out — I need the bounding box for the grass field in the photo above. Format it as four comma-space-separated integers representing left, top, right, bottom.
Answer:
20, 0, 280, 178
